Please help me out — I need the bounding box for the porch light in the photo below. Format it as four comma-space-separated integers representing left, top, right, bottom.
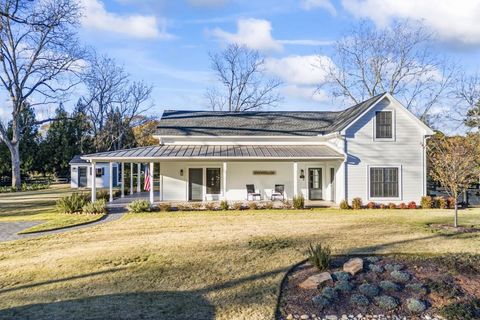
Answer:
180, 169, 184, 176
300, 169, 305, 180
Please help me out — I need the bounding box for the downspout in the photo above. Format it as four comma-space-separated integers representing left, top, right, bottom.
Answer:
422, 135, 431, 197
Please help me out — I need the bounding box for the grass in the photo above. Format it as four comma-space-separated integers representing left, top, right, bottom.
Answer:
0, 185, 105, 234
0, 202, 478, 319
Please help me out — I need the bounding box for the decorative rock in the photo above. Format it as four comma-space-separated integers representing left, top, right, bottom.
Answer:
325, 316, 338, 320
299, 272, 333, 289
333, 271, 352, 281
359, 283, 380, 297
343, 258, 363, 275
300, 315, 309, 320
286, 315, 294, 320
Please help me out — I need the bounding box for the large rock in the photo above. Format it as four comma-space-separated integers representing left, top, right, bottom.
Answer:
298, 271, 332, 289
343, 258, 363, 275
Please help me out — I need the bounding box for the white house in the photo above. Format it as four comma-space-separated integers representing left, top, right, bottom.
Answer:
70, 156, 119, 189
81, 93, 434, 205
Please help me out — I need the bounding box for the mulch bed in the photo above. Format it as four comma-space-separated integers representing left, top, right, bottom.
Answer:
429, 224, 480, 233
278, 255, 480, 319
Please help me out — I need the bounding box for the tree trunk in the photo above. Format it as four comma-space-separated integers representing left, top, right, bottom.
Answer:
454, 202, 458, 228
9, 142, 21, 190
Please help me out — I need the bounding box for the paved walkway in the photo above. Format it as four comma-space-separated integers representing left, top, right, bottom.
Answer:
0, 207, 126, 243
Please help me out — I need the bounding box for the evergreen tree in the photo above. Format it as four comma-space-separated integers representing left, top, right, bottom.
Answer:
464, 100, 480, 130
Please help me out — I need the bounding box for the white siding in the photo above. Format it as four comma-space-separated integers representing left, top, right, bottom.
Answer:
344, 97, 426, 204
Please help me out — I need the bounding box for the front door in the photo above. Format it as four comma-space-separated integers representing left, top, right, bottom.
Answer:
309, 168, 323, 200
78, 167, 87, 187
189, 168, 203, 201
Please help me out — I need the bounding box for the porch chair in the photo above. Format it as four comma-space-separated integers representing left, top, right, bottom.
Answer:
271, 184, 285, 201
246, 184, 261, 201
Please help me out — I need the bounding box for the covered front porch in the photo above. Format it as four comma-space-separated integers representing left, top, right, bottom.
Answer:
83, 145, 345, 206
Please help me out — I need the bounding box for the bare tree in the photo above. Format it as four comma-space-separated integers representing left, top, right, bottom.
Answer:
207, 44, 282, 112
81, 52, 153, 151
428, 134, 480, 227
318, 20, 456, 123
0, 0, 84, 190
451, 72, 480, 130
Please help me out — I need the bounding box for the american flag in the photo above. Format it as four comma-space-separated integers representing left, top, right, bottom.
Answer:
144, 166, 151, 191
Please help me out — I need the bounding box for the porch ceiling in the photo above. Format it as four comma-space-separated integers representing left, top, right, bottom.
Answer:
81, 145, 344, 161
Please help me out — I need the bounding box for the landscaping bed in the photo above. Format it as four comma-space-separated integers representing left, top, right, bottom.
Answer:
278, 255, 480, 320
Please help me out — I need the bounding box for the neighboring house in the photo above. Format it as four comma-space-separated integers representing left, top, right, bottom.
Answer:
81, 93, 434, 205
70, 155, 119, 189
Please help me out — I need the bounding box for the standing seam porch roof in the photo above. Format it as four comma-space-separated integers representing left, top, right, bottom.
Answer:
81, 145, 344, 160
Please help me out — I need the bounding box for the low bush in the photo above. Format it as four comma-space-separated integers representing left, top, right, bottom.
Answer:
406, 298, 427, 313
420, 196, 433, 209
307, 242, 331, 271
384, 263, 403, 272
350, 294, 369, 307
312, 295, 331, 310
220, 200, 229, 211
332, 271, 351, 281
435, 196, 448, 209
176, 203, 192, 211
96, 190, 109, 201
398, 203, 407, 209
366, 201, 377, 209
263, 201, 274, 210
388, 203, 397, 209
127, 200, 151, 213
321, 286, 338, 301
379, 203, 387, 209
425, 277, 463, 299
0, 182, 50, 193
292, 195, 305, 209
158, 203, 172, 212
379, 280, 399, 292
283, 200, 293, 209
368, 264, 383, 273
248, 201, 258, 210
447, 196, 456, 209
339, 199, 350, 210
351, 197, 362, 209
439, 299, 480, 320
334, 280, 354, 292
204, 202, 217, 211
390, 270, 410, 282
374, 295, 399, 310
358, 283, 380, 297
56, 193, 90, 214
405, 283, 427, 295
408, 201, 417, 209
82, 199, 107, 214
232, 202, 243, 210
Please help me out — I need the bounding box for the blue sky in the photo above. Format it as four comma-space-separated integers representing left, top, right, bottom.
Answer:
51, 0, 480, 117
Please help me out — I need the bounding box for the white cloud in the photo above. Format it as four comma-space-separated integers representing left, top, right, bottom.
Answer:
264, 55, 333, 85
81, 0, 173, 39
301, 0, 337, 15
341, 0, 480, 46
210, 18, 282, 52
282, 85, 329, 103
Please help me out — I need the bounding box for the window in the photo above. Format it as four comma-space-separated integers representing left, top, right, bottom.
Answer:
206, 168, 221, 194
375, 111, 393, 139
370, 167, 399, 198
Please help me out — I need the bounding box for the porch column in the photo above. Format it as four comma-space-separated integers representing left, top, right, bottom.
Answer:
121, 162, 125, 198
159, 162, 163, 201
137, 163, 141, 193
149, 162, 154, 204
109, 162, 113, 203
130, 163, 133, 195
293, 162, 298, 197
223, 162, 227, 200
91, 161, 96, 202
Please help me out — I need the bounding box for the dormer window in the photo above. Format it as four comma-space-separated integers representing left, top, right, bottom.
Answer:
375, 111, 393, 139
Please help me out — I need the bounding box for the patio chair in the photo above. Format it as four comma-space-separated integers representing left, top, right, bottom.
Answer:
271, 184, 285, 201
246, 184, 261, 201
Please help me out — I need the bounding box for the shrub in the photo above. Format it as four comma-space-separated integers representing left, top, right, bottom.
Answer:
366, 201, 377, 209
292, 195, 305, 209
158, 203, 172, 212
350, 294, 369, 307
447, 196, 456, 209
332, 271, 351, 281
307, 243, 331, 271
176, 203, 191, 211
390, 270, 410, 282
374, 295, 399, 310
334, 280, 354, 292
379, 280, 399, 292
368, 264, 383, 273
398, 202, 407, 209
358, 283, 380, 297
248, 201, 258, 210
127, 200, 151, 213
321, 286, 338, 301
96, 190, 109, 201
408, 201, 417, 209
351, 197, 363, 209
56, 193, 89, 214
263, 201, 274, 210
384, 263, 403, 272
365, 256, 380, 263
439, 299, 480, 320
406, 298, 427, 313
82, 199, 107, 214
339, 199, 350, 210
435, 196, 448, 209
220, 200, 229, 211
232, 202, 243, 210
405, 283, 427, 295
282, 200, 293, 209
388, 203, 397, 209
379, 203, 387, 209
425, 278, 463, 299
420, 196, 433, 209
204, 202, 217, 211
312, 295, 331, 310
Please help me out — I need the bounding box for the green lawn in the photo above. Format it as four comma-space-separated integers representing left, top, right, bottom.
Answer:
0, 185, 105, 234
0, 193, 479, 319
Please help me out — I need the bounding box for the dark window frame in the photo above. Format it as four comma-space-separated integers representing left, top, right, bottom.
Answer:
369, 167, 399, 198
375, 111, 393, 139
206, 168, 221, 195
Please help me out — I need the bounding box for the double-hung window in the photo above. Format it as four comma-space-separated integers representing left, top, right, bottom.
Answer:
206, 168, 221, 194
370, 167, 399, 198
375, 111, 393, 139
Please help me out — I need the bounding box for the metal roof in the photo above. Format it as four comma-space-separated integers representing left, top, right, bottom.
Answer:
155, 93, 386, 137
81, 145, 344, 160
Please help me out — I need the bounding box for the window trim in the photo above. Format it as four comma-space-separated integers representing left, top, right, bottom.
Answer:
373, 110, 395, 141
367, 165, 402, 201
